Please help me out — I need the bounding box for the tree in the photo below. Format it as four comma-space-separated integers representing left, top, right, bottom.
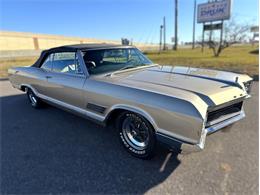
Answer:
207, 19, 251, 57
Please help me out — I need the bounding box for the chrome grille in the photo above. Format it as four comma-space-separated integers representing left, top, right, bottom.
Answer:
206, 102, 243, 127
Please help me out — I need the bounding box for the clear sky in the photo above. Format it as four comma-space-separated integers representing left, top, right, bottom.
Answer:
0, 0, 258, 44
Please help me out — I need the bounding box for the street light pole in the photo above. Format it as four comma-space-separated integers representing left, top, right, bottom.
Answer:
159, 25, 163, 53
192, 0, 196, 49
174, 0, 178, 50
163, 16, 166, 50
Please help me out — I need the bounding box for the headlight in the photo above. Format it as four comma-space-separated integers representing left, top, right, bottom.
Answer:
243, 81, 253, 94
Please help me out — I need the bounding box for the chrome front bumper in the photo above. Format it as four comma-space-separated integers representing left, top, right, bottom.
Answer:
180, 110, 245, 154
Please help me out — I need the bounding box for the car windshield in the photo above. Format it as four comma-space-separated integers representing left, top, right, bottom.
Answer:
82, 48, 153, 75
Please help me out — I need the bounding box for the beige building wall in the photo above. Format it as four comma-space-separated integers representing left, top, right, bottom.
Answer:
37, 38, 81, 49
0, 31, 121, 51
0, 30, 158, 52
0, 36, 35, 50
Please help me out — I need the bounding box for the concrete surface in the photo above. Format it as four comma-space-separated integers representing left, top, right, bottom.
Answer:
0, 80, 258, 194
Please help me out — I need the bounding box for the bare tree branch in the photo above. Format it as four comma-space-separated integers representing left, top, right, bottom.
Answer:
206, 18, 251, 57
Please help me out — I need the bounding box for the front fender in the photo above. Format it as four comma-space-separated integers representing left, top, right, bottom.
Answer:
105, 95, 206, 145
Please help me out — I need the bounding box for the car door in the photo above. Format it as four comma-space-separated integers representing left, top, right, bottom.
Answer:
44, 51, 87, 109
31, 53, 54, 95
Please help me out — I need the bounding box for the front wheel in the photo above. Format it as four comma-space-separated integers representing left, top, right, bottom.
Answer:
116, 111, 156, 159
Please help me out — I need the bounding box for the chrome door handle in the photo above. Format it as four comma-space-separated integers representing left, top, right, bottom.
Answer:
46, 76, 52, 79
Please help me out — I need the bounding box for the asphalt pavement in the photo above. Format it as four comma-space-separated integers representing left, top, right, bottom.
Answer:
0, 80, 258, 194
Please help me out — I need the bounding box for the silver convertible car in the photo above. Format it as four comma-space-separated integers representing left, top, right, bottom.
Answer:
8, 44, 253, 159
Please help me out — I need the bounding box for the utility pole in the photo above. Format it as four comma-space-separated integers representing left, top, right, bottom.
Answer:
192, 0, 196, 49
163, 16, 166, 50
159, 25, 163, 53
218, 19, 224, 53
174, 0, 178, 50
208, 0, 213, 42
201, 22, 205, 52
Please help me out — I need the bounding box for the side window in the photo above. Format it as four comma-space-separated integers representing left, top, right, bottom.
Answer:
103, 49, 128, 63
41, 54, 53, 71
128, 49, 142, 64
52, 52, 83, 75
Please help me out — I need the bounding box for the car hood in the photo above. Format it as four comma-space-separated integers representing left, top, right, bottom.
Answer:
95, 65, 251, 106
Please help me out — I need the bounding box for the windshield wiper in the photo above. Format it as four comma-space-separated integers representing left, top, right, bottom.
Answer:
119, 65, 136, 71
105, 64, 151, 77
119, 63, 151, 71
105, 65, 136, 77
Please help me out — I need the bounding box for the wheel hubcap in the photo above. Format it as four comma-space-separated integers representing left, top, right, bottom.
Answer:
28, 91, 37, 106
122, 114, 149, 150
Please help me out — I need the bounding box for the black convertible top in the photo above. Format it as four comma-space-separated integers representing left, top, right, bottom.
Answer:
32, 43, 134, 68
50, 43, 131, 51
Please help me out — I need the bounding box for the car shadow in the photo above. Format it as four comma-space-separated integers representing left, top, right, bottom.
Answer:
1, 94, 181, 194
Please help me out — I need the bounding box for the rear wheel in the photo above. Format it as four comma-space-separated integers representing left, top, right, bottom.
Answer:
116, 111, 156, 159
26, 88, 42, 108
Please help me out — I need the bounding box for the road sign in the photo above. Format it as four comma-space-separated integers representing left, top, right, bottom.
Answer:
197, 0, 231, 23
203, 23, 223, 31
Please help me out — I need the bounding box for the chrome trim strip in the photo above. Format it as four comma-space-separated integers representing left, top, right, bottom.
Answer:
37, 93, 105, 122
48, 71, 86, 78
106, 104, 158, 129
77, 50, 89, 77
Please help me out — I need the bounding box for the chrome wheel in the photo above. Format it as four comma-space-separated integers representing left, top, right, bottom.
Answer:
121, 113, 149, 150
117, 111, 156, 159
29, 93, 37, 106
28, 91, 37, 106
27, 88, 39, 107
